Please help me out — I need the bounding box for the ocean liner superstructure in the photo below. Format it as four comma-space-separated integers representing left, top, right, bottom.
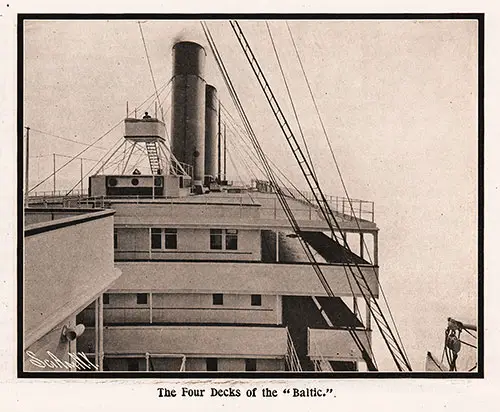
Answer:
24, 23, 413, 373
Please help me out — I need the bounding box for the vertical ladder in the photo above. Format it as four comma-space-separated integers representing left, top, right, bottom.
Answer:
145, 141, 161, 174
229, 20, 412, 372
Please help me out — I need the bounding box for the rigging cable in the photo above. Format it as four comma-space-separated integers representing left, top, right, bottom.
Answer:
138, 21, 172, 148
226, 132, 259, 184
138, 21, 163, 121
265, 22, 317, 181
221, 102, 313, 203
29, 128, 110, 151
203, 20, 378, 370
229, 20, 413, 370
65, 135, 126, 194
28, 77, 173, 194
286, 21, 411, 365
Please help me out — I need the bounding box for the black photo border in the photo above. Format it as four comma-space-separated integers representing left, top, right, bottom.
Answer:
17, 12, 484, 379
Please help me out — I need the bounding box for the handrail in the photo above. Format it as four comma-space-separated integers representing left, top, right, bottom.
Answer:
308, 327, 334, 372
26, 193, 375, 225
285, 327, 302, 372
254, 179, 374, 222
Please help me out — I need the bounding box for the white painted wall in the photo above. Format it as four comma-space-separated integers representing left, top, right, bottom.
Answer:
112, 202, 260, 225
115, 227, 261, 261
80, 293, 280, 325
24, 212, 118, 346
308, 328, 372, 361
79, 325, 287, 358
112, 261, 379, 297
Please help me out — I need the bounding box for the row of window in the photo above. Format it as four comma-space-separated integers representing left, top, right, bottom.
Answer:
206, 358, 257, 372
123, 358, 257, 372
151, 228, 239, 251
102, 293, 262, 306
114, 228, 239, 251
212, 293, 261, 306
151, 228, 177, 249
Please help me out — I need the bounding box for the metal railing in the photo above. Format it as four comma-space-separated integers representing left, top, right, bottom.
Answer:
26, 187, 374, 223
285, 327, 302, 372
308, 328, 334, 372
254, 179, 375, 222
169, 161, 193, 178
26, 193, 354, 224
27, 189, 89, 198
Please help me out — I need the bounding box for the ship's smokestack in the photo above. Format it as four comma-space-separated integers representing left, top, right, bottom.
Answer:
170, 41, 207, 188
204, 84, 218, 182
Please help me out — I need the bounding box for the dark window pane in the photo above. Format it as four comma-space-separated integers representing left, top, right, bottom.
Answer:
251, 294, 261, 306
225, 229, 238, 250
245, 359, 257, 371
210, 229, 223, 250
128, 359, 139, 371
103, 293, 110, 305
137, 293, 148, 305
206, 358, 218, 371
212, 294, 223, 305
103, 357, 110, 371
165, 228, 177, 249
151, 228, 162, 249
225, 234, 238, 250
113, 230, 118, 249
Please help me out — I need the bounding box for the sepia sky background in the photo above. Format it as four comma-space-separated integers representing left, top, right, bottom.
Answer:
23, 19, 478, 372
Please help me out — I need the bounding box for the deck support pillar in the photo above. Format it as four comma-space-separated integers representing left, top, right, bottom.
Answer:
275, 230, 279, 262
98, 295, 104, 371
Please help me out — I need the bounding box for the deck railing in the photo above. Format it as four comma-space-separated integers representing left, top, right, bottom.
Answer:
308, 328, 334, 372
26, 185, 374, 223
285, 327, 302, 372
254, 179, 375, 222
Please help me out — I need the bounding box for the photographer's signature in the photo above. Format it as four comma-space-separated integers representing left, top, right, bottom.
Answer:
26, 351, 99, 370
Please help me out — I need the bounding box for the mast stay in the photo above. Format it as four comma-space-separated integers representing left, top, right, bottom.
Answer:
228, 20, 412, 372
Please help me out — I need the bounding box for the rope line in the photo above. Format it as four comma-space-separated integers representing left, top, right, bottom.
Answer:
29, 128, 109, 151
286, 21, 410, 366
230, 19, 413, 370
266, 22, 317, 180
28, 78, 173, 193
204, 20, 378, 370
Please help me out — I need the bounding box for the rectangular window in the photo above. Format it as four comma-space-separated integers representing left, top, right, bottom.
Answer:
137, 293, 148, 305
245, 359, 257, 372
225, 229, 238, 250
212, 293, 223, 306
151, 228, 162, 249
210, 229, 223, 250
103, 357, 110, 371
251, 294, 262, 306
206, 358, 218, 371
103, 293, 110, 305
165, 228, 177, 249
127, 358, 139, 371
113, 230, 118, 249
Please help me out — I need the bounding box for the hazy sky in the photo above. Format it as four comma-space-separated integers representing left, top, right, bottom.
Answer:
24, 18, 478, 371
